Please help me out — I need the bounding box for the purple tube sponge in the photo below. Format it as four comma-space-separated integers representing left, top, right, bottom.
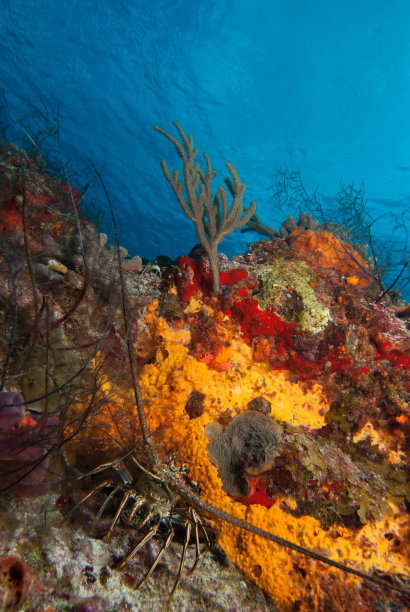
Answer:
0, 392, 24, 428
0, 391, 57, 497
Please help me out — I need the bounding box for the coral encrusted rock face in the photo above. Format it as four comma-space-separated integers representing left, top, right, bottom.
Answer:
2, 142, 408, 611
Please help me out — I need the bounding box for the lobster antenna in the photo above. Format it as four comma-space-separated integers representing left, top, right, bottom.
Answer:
90, 163, 160, 468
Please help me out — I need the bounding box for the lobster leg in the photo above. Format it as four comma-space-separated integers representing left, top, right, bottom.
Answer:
169, 518, 191, 597
136, 527, 175, 589
118, 522, 159, 568
106, 489, 132, 542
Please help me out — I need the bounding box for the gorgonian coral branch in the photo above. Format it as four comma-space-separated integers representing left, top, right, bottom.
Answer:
154, 121, 256, 295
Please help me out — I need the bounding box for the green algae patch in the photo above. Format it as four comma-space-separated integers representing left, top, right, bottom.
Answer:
253, 259, 331, 333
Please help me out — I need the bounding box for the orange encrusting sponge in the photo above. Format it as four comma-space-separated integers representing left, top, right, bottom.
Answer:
288, 230, 371, 287
136, 304, 409, 611
66, 298, 409, 611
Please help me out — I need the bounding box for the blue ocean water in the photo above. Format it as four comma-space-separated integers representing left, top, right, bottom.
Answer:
0, 0, 409, 297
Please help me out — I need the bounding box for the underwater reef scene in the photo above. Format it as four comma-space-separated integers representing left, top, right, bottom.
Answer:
0, 128, 409, 612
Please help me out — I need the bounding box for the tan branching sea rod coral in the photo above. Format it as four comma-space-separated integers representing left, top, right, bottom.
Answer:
154, 121, 256, 295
